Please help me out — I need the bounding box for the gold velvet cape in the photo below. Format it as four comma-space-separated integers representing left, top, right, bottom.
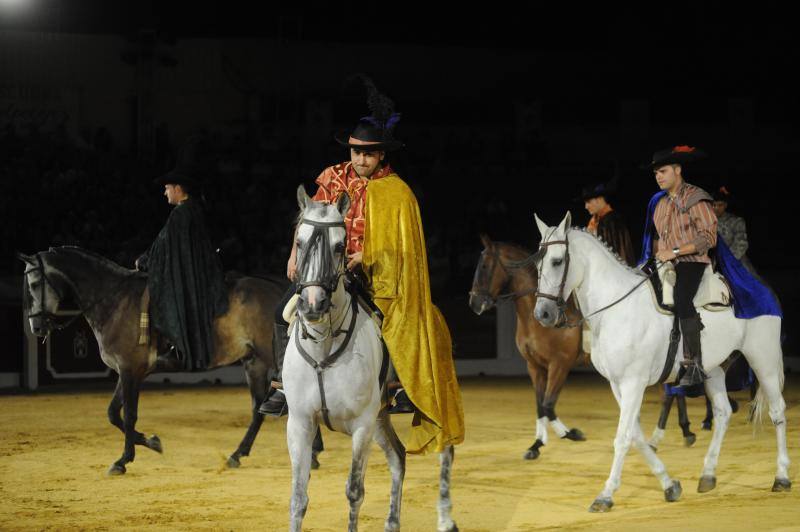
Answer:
363, 175, 465, 454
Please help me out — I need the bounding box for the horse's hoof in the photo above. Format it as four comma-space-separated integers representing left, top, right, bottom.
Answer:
523, 447, 540, 460
226, 455, 241, 469
702, 421, 712, 431
772, 478, 792, 492
107, 463, 126, 476
147, 435, 163, 454
697, 475, 716, 493
684, 433, 696, 447
588, 497, 613, 512
311, 453, 320, 470
563, 428, 586, 442
384, 518, 401, 532
664, 480, 682, 502
437, 523, 458, 532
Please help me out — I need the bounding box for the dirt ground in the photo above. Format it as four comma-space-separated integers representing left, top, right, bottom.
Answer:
1, 374, 798, 531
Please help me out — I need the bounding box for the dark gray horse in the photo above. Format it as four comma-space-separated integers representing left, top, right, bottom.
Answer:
18, 246, 322, 475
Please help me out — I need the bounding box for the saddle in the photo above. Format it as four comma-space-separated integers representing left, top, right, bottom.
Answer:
649, 263, 732, 315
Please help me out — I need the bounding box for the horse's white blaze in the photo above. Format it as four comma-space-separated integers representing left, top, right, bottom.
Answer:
533, 212, 788, 508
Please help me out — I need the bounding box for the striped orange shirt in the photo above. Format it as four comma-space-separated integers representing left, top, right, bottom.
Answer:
312, 162, 393, 255
652, 182, 718, 264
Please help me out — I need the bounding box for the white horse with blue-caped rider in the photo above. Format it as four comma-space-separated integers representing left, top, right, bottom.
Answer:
283, 185, 458, 532
532, 211, 789, 512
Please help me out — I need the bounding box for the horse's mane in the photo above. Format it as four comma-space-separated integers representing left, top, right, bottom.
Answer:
51, 246, 135, 277
568, 228, 646, 277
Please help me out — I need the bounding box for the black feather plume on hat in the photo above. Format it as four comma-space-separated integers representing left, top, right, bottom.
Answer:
348, 74, 402, 133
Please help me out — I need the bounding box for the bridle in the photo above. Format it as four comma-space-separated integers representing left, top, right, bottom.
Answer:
23, 250, 133, 336
535, 229, 663, 328
24, 253, 67, 328
469, 245, 543, 304
292, 215, 360, 432
294, 219, 347, 296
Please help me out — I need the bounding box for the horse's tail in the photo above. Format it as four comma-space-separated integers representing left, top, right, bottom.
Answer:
749, 353, 784, 429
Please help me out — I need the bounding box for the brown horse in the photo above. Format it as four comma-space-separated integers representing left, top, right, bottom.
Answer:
469, 234, 586, 459
18, 246, 322, 475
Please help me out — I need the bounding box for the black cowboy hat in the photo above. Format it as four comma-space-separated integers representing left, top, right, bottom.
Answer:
334, 75, 404, 152
712, 185, 732, 203
579, 175, 619, 202
154, 135, 208, 189
153, 164, 201, 188
641, 145, 707, 170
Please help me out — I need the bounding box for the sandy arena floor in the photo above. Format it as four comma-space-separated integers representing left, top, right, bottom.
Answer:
1, 374, 798, 531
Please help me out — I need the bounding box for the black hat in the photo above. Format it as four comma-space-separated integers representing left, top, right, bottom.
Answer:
334, 75, 404, 152
154, 164, 201, 188
712, 186, 731, 203
154, 135, 206, 189
580, 176, 619, 202
641, 145, 706, 170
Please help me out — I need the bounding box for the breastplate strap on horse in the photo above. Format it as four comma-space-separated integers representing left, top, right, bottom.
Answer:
294, 296, 359, 431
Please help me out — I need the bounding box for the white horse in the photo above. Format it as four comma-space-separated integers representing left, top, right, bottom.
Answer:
532, 212, 789, 512
284, 185, 457, 532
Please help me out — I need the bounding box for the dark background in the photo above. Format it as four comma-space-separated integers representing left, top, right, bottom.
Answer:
1, 2, 798, 369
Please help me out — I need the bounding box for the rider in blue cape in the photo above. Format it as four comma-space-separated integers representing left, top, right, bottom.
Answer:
638, 146, 781, 388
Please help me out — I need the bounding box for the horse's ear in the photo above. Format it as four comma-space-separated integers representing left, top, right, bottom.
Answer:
15, 252, 34, 265
557, 211, 573, 234
479, 233, 492, 249
534, 213, 549, 238
335, 192, 351, 218
296, 184, 310, 211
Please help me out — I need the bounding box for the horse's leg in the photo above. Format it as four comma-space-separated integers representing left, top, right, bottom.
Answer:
524, 360, 547, 459
287, 414, 317, 532
346, 423, 375, 532
697, 368, 732, 493
676, 395, 696, 446
747, 353, 791, 491
108, 370, 143, 475
227, 353, 268, 468
544, 359, 584, 441
437, 445, 458, 532
701, 395, 713, 430
632, 421, 682, 501
649, 387, 673, 451
589, 378, 647, 512
107, 375, 162, 453
373, 411, 405, 532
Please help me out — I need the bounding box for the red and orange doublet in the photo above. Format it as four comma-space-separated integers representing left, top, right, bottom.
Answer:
312, 161, 393, 255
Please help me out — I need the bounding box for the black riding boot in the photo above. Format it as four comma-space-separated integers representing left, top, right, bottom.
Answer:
155, 346, 184, 372
258, 322, 289, 417
387, 387, 416, 414
679, 315, 707, 387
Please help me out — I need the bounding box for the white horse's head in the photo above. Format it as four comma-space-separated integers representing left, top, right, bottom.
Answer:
532, 211, 582, 328
294, 185, 350, 322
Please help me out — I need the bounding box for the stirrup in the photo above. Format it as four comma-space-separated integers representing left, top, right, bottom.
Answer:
679, 362, 707, 387
258, 389, 288, 417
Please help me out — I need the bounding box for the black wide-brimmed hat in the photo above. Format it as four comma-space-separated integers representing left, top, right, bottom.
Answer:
712, 185, 732, 203
641, 145, 707, 170
154, 164, 201, 188
579, 176, 619, 202
153, 135, 207, 188
334, 75, 404, 152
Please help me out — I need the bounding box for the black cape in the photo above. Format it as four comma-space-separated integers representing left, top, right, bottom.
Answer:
139, 198, 228, 370
596, 210, 636, 267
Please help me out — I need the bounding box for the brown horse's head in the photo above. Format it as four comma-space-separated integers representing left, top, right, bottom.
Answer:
469, 234, 512, 315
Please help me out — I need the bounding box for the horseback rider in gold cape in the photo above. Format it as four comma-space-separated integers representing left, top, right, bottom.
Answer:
259, 77, 464, 454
